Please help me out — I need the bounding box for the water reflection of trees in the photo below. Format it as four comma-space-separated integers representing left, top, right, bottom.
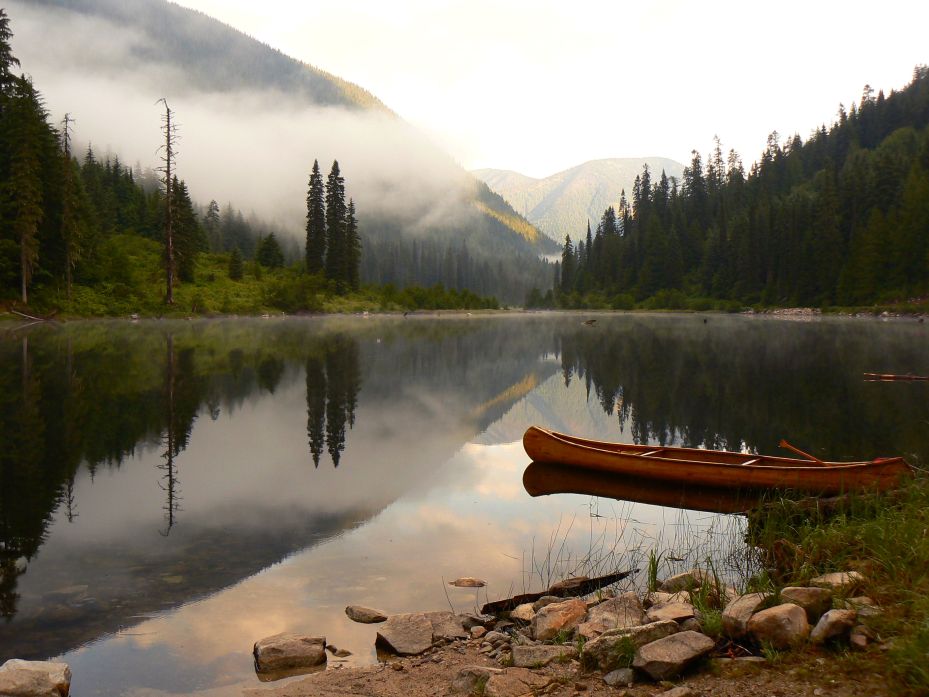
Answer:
558, 318, 929, 462
306, 335, 361, 467
0, 323, 363, 618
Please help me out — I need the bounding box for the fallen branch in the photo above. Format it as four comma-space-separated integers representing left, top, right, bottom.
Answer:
11, 308, 58, 322
864, 372, 929, 381
480, 569, 636, 615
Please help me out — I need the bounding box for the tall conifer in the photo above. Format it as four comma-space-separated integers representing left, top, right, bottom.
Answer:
305, 159, 326, 273
324, 160, 346, 285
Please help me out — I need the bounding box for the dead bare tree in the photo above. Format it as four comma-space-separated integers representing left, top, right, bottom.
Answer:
156, 98, 178, 304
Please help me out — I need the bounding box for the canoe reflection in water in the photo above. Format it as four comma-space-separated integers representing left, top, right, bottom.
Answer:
523, 461, 763, 514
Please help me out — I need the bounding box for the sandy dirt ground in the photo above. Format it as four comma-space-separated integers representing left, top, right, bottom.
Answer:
244, 639, 892, 697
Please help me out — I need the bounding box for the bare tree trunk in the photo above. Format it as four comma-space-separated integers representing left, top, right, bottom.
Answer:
158, 99, 176, 305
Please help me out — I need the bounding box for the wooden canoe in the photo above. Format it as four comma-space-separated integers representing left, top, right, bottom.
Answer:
522, 426, 913, 494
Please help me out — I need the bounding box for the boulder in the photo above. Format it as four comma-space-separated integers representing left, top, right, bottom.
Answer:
660, 569, 715, 593
679, 618, 702, 633
345, 605, 388, 624
810, 609, 857, 644
632, 630, 715, 681
470, 626, 487, 640
577, 592, 645, 639
844, 596, 882, 620
747, 603, 810, 649
509, 603, 535, 622
810, 571, 865, 593
484, 667, 552, 697
451, 666, 503, 694
424, 611, 469, 640
376, 613, 434, 656
603, 667, 636, 686
531, 595, 563, 612
253, 634, 326, 673
530, 598, 587, 641
721, 592, 770, 639
0, 660, 71, 697
779, 587, 832, 623
646, 601, 695, 623
511, 644, 578, 667
582, 620, 680, 672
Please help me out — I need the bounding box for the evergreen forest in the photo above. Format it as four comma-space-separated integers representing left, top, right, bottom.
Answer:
546, 67, 929, 311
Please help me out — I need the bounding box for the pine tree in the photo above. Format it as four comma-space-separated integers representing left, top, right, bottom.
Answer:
0, 9, 20, 95
256, 232, 284, 268
228, 246, 243, 280
305, 159, 326, 274
204, 199, 221, 251
344, 198, 361, 290
324, 160, 346, 286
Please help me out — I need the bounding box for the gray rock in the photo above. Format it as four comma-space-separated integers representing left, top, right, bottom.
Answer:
661, 687, 695, 697
253, 634, 326, 673
484, 667, 552, 697
530, 598, 587, 641
603, 667, 636, 686
780, 587, 833, 622
376, 613, 435, 656
646, 601, 695, 623
484, 631, 508, 644
0, 660, 71, 697
810, 571, 865, 593
632, 630, 715, 681
451, 665, 503, 694
509, 603, 535, 622
679, 618, 702, 633
512, 644, 578, 667
849, 624, 874, 651
747, 603, 810, 649
810, 609, 857, 644
578, 592, 645, 639
660, 569, 715, 593
345, 605, 388, 624
582, 619, 680, 672
531, 595, 563, 612
459, 613, 494, 630
844, 596, 882, 620
424, 611, 469, 640
721, 592, 771, 639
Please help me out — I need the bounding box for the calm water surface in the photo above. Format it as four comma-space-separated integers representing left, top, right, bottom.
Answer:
1, 313, 927, 696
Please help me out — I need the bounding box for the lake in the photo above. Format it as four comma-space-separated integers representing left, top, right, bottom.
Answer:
1, 313, 927, 696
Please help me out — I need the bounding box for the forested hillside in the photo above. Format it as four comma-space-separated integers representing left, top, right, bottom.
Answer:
9, 0, 553, 304
551, 68, 929, 309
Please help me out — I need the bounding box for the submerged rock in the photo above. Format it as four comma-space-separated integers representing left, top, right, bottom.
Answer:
0, 659, 71, 697
345, 605, 388, 624
253, 634, 326, 673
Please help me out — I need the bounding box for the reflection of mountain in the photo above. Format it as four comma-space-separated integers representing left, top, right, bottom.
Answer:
0, 318, 559, 660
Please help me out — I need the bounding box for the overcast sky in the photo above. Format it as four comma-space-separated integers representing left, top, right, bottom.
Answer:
173, 1, 925, 177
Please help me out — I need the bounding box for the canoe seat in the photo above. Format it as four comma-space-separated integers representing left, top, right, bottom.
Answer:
641, 450, 664, 457
741, 458, 760, 466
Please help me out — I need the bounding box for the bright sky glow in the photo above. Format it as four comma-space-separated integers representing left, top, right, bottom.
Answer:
175, 0, 926, 177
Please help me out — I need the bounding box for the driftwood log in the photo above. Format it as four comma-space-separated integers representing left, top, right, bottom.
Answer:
480, 569, 636, 615
863, 372, 929, 381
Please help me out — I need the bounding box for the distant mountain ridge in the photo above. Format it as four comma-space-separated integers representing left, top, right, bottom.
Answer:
474, 157, 685, 243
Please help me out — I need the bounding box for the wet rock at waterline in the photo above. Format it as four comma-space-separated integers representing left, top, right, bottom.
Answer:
659, 569, 716, 593
530, 598, 587, 641
631, 630, 715, 681
747, 603, 810, 649
0, 659, 71, 697
253, 634, 327, 673
345, 605, 389, 624
448, 577, 486, 588
376, 614, 435, 656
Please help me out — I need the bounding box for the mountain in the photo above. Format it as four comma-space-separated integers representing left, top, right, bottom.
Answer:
8, 0, 552, 301
474, 157, 685, 243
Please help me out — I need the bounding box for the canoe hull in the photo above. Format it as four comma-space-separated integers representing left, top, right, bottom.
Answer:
523, 427, 913, 495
